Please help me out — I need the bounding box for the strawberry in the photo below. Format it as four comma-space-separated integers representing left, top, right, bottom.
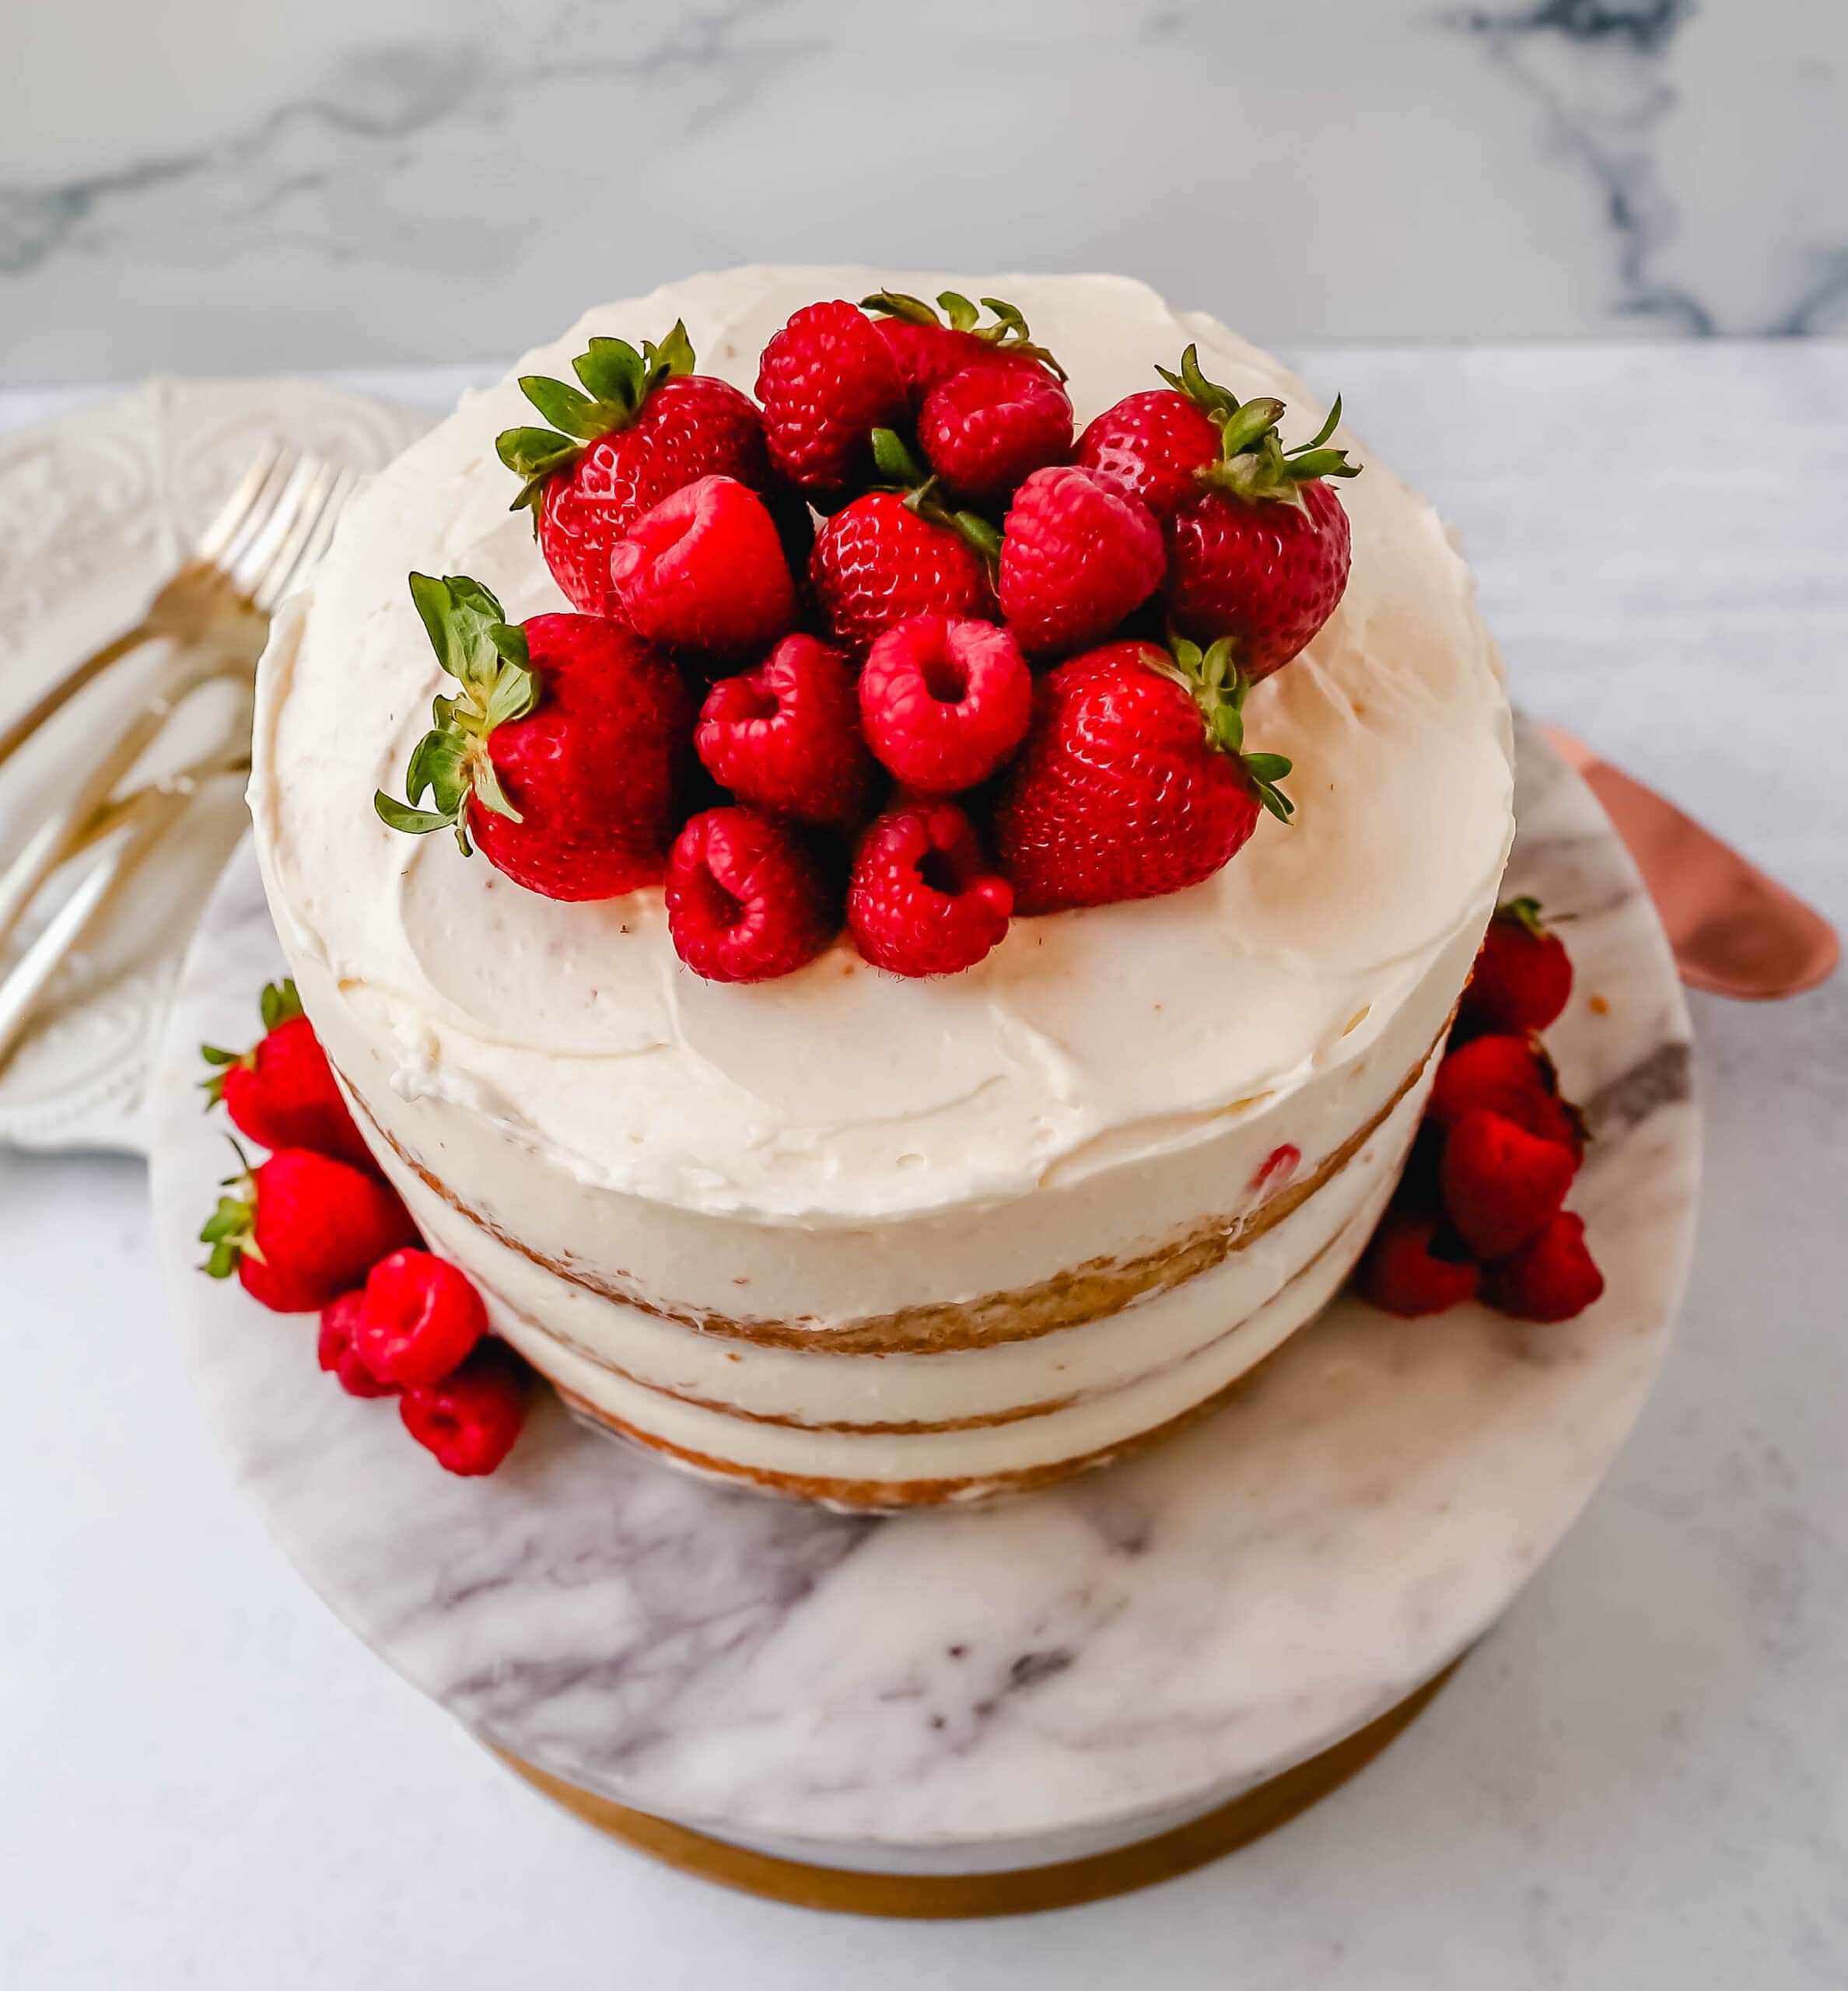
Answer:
996, 464, 1164, 657
609, 474, 797, 667
1482, 1212, 1605, 1324
847, 800, 1013, 978
1355, 1205, 1480, 1317
1427, 1034, 1586, 1159
918, 355, 1073, 507
859, 614, 1032, 794
1438, 1108, 1576, 1259
863, 289, 1067, 403
1461, 897, 1574, 1034
374, 576, 693, 901
992, 635, 1293, 915
666, 807, 836, 983
695, 634, 878, 826
200, 978, 373, 1174
755, 299, 907, 495
808, 433, 998, 651
1147, 348, 1360, 679
495, 323, 768, 617
200, 1146, 418, 1315
401, 1340, 528, 1476
1075, 387, 1222, 518
318, 1291, 397, 1399
351, 1248, 488, 1388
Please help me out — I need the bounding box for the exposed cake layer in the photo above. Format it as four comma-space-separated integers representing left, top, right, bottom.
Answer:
249, 268, 1514, 1503
360, 1037, 1434, 1474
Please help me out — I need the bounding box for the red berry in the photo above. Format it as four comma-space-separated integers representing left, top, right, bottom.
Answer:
997, 465, 1164, 656
1075, 387, 1221, 517
1438, 1108, 1577, 1260
376, 580, 694, 903
1461, 898, 1574, 1034
809, 491, 994, 652
666, 807, 836, 983
351, 1248, 488, 1387
696, 634, 877, 826
495, 325, 768, 618
847, 801, 1013, 978
1482, 1211, 1605, 1324
992, 638, 1290, 914
861, 289, 1067, 406
918, 356, 1073, 507
1427, 1034, 1585, 1158
1167, 478, 1352, 681
401, 1339, 528, 1476
859, 615, 1032, 794
201, 979, 373, 1174
609, 475, 797, 666
873, 316, 989, 400
317, 1290, 397, 1399
755, 300, 907, 495
1355, 1204, 1481, 1317
200, 1148, 418, 1315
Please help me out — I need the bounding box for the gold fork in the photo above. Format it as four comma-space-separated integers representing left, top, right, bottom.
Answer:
0, 447, 356, 1070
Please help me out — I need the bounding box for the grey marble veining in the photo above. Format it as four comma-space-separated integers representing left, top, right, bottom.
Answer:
145, 722, 1699, 1873
2, 0, 1845, 385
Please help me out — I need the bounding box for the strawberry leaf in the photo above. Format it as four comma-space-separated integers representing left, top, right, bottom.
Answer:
259, 979, 303, 1032
375, 572, 541, 856
495, 322, 697, 513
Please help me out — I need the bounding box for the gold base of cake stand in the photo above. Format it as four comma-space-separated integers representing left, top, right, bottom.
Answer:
493, 1658, 1461, 1919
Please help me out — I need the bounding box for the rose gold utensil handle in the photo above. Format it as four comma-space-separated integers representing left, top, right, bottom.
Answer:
1542, 725, 1839, 1001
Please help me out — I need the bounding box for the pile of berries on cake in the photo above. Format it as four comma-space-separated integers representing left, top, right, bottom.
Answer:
198, 982, 526, 1475
1358, 901, 1606, 1324
376, 291, 1357, 980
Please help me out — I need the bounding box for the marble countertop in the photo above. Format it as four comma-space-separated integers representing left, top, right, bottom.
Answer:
4, 341, 1846, 1984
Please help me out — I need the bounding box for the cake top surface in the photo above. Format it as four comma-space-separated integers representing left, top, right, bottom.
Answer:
251, 266, 1513, 1223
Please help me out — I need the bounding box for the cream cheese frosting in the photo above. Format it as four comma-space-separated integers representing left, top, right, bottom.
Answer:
250, 266, 1514, 1231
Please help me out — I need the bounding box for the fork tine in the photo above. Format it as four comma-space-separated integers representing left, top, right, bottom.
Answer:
251, 457, 341, 611
193, 443, 285, 564
226, 450, 317, 599
212, 448, 301, 588
257, 462, 358, 611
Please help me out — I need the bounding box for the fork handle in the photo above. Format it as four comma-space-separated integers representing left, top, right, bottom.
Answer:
0, 782, 191, 1075
0, 622, 157, 772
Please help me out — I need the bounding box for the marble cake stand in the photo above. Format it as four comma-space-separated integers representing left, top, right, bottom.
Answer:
148, 720, 1699, 1915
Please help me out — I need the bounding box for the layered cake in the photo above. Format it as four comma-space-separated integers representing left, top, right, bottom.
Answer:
249, 266, 1514, 1507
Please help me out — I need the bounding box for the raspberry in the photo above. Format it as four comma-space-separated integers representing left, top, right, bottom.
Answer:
696, 634, 878, 826
1438, 1109, 1576, 1260
317, 1290, 397, 1399
1355, 1205, 1480, 1318
859, 615, 1032, 794
847, 802, 1013, 978
608, 475, 797, 666
666, 807, 836, 983
400, 1339, 528, 1476
755, 299, 907, 494
997, 465, 1164, 656
351, 1248, 488, 1387
918, 355, 1073, 507
1482, 1212, 1605, 1324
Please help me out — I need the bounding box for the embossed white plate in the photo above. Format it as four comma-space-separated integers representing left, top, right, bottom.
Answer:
148, 723, 1699, 1875
0, 377, 431, 1153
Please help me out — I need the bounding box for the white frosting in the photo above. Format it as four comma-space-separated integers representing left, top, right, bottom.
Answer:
250, 267, 1514, 1231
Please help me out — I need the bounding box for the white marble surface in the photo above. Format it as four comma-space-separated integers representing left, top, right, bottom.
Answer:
2, 0, 1847, 388
143, 722, 1695, 1873
3, 342, 1846, 1981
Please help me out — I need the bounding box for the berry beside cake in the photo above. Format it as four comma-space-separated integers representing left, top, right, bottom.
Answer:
248, 267, 1514, 1510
